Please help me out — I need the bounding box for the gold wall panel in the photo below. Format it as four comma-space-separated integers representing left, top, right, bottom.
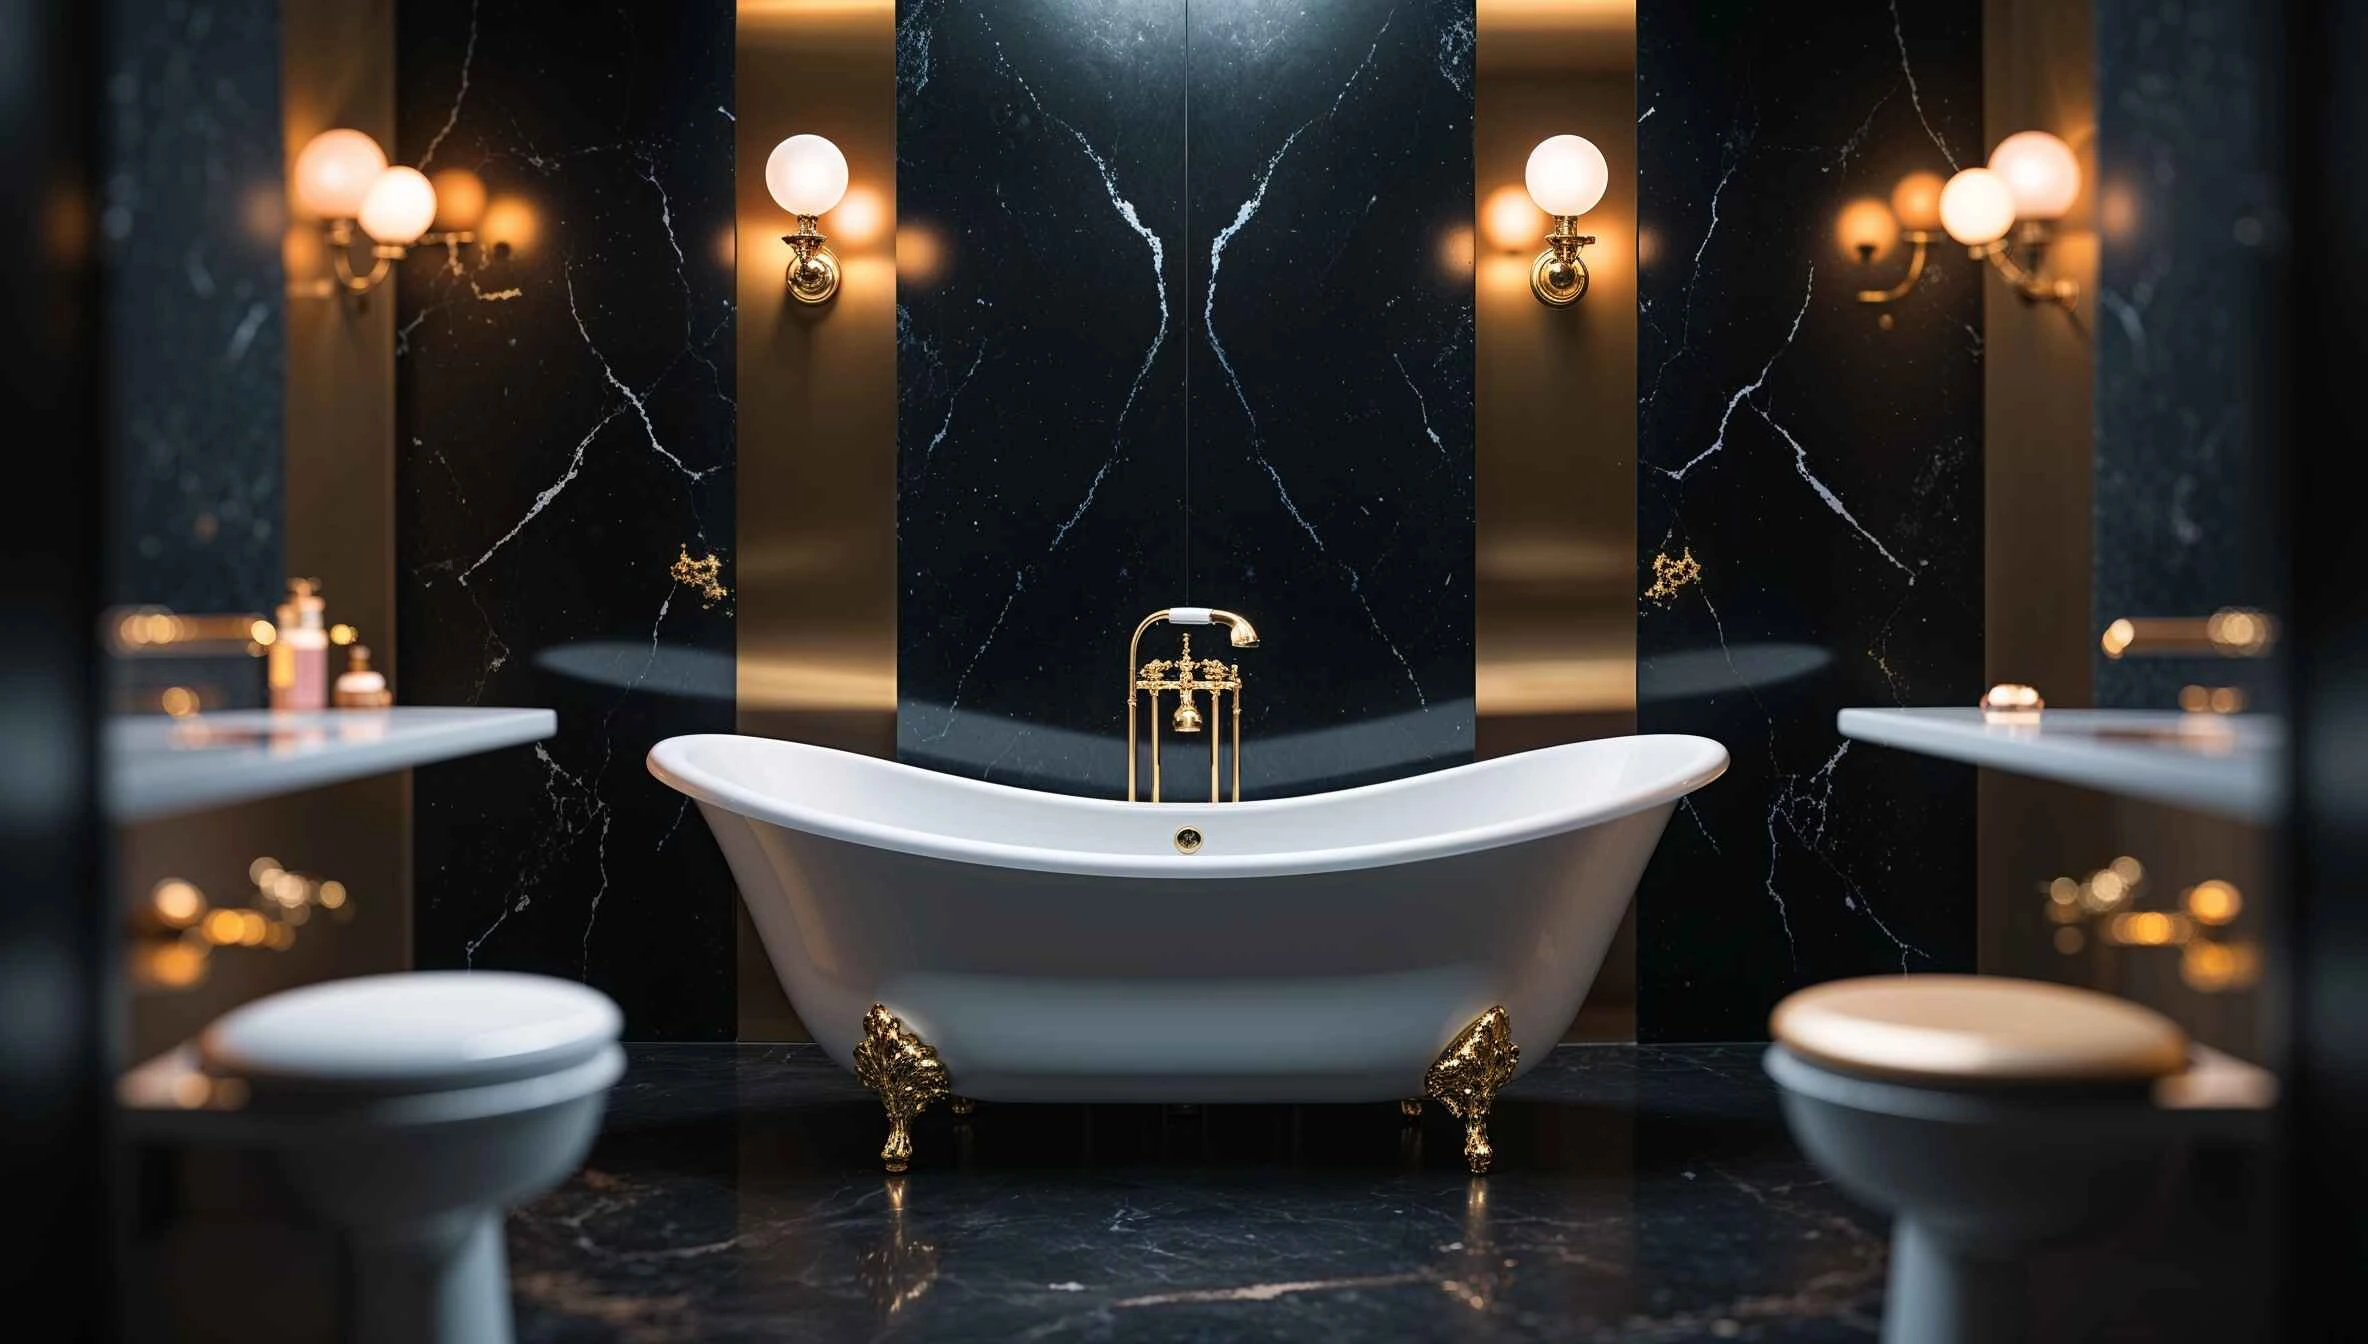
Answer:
1475, 0, 1638, 1039
1977, 0, 2263, 1059
127, 0, 416, 1057
736, 0, 897, 1040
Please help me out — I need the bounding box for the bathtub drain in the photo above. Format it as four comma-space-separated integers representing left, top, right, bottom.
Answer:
1173, 827, 1203, 854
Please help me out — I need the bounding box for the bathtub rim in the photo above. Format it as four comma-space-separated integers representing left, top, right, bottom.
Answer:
648, 733, 1726, 881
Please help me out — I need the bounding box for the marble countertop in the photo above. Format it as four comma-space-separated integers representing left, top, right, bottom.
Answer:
1837, 707, 2283, 823
108, 707, 556, 823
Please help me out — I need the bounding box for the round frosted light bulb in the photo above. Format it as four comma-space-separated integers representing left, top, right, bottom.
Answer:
766, 134, 849, 217
429, 167, 487, 231
1987, 130, 2081, 221
1889, 171, 1947, 233
293, 129, 389, 220
1524, 134, 1608, 218
358, 166, 439, 245
1938, 167, 2017, 246
1836, 197, 1901, 260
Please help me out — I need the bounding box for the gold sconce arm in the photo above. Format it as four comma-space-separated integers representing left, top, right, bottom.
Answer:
1971, 232, 2079, 310
784, 214, 842, 305
1854, 231, 1934, 304
321, 219, 477, 298
324, 218, 400, 296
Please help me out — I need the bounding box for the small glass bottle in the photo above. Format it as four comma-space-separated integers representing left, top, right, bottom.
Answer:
333, 644, 392, 708
267, 594, 299, 710
287, 580, 330, 711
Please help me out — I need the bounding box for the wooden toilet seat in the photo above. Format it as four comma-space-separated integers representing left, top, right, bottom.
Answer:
1770, 974, 2189, 1086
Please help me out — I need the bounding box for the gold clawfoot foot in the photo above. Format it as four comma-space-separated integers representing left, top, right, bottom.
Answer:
1424, 1006, 1519, 1176
951, 1096, 976, 1117
853, 1005, 951, 1174
1399, 1097, 1424, 1120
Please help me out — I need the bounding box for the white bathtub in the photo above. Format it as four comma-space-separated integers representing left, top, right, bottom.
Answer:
648, 734, 1726, 1103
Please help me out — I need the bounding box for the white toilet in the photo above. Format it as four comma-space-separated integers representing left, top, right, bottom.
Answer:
122, 972, 625, 1344
1764, 975, 2270, 1344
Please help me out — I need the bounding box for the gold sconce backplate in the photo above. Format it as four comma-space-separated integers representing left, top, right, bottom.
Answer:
1529, 217, 1593, 307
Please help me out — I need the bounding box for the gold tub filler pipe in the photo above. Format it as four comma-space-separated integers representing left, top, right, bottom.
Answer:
1126, 606, 1259, 803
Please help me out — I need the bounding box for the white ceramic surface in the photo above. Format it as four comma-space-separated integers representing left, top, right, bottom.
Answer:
1836, 707, 2282, 822
648, 734, 1727, 1102
109, 707, 556, 822
200, 971, 622, 1094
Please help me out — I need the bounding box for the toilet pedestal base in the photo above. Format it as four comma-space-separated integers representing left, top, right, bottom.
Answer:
1882, 1222, 2016, 1344
351, 1212, 511, 1344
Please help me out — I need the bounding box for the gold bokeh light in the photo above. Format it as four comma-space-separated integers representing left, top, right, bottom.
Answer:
1482, 184, 1544, 253
1836, 197, 1900, 262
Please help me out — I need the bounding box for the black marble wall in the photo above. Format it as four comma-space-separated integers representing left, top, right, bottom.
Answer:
1635, 0, 1983, 1040
2093, 0, 2284, 709
397, 0, 739, 1039
103, 0, 285, 614
896, 0, 1474, 799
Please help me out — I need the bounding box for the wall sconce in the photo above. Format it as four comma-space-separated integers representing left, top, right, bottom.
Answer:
767, 133, 850, 304
1849, 172, 1944, 310
1940, 131, 2081, 310
1521, 134, 1608, 306
293, 129, 474, 297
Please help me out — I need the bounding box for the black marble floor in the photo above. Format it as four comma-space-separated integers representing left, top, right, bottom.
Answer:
511, 1044, 1887, 1341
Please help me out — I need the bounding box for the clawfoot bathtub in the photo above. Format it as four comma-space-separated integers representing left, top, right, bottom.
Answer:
648, 733, 1726, 1171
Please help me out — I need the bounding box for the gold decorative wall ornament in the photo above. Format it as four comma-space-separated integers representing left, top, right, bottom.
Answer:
1125, 607, 1259, 802
852, 1004, 952, 1173
1643, 547, 1702, 605
1424, 1006, 1520, 1174
670, 545, 730, 607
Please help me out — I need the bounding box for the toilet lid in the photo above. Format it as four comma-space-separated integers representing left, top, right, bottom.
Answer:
1770, 975, 2188, 1084
200, 972, 623, 1095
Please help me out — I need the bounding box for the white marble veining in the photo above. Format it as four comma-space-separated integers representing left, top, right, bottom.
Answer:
1837, 707, 2283, 823
109, 707, 555, 823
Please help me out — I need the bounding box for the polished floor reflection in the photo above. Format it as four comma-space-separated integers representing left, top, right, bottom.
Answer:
511, 1044, 1887, 1341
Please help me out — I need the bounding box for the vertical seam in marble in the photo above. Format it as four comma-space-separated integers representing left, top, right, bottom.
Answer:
1200, 12, 1427, 707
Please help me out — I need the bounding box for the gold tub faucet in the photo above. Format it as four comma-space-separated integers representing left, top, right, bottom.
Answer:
1126, 607, 1258, 803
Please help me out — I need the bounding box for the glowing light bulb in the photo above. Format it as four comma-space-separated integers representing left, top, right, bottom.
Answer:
1986, 130, 2081, 221
1938, 167, 2017, 246
1889, 171, 1947, 234
1836, 198, 1901, 261
428, 167, 487, 231
358, 166, 439, 245
1523, 135, 1608, 218
766, 134, 849, 217
293, 129, 389, 220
